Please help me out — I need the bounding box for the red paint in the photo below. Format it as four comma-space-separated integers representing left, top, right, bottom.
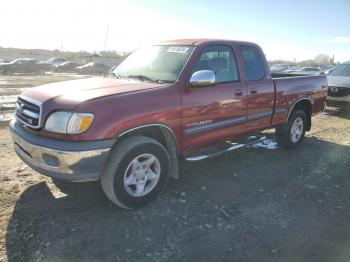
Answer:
19, 39, 327, 153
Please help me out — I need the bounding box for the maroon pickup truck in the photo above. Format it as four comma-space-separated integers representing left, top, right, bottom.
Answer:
9, 39, 327, 208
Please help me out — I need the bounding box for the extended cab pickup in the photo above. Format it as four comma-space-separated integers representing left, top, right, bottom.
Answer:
9, 39, 327, 208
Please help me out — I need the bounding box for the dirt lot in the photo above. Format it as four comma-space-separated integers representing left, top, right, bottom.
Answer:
0, 74, 350, 262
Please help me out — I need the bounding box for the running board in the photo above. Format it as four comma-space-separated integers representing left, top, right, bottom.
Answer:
185, 136, 266, 161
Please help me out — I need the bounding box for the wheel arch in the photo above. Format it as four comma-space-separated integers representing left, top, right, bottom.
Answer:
115, 124, 180, 179
287, 98, 312, 131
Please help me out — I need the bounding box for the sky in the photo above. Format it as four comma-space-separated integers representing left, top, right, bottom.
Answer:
1, 0, 349, 62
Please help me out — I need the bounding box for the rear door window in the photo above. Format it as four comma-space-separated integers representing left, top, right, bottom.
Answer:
239, 46, 266, 81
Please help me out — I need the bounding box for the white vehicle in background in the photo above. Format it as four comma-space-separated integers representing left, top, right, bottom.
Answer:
283, 65, 301, 73
270, 63, 289, 73
47, 57, 68, 66
326, 61, 350, 108
75, 62, 110, 75
323, 67, 335, 75
287, 67, 321, 75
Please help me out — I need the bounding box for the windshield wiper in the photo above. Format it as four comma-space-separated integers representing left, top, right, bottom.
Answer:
112, 74, 170, 84
127, 74, 157, 82
110, 72, 129, 79
127, 75, 172, 84
110, 71, 122, 78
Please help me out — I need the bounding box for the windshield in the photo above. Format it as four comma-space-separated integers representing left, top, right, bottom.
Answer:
113, 45, 194, 82
330, 64, 350, 77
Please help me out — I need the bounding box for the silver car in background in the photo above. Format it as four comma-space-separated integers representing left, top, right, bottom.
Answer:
326, 61, 350, 107
288, 67, 321, 75
270, 63, 289, 73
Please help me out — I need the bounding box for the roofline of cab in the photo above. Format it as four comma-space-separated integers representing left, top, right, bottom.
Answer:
158, 38, 259, 47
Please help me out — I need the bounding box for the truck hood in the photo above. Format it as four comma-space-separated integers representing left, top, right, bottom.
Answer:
327, 76, 350, 88
22, 77, 170, 107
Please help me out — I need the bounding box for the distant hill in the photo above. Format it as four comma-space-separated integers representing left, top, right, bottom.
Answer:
0, 47, 129, 61
0, 47, 129, 67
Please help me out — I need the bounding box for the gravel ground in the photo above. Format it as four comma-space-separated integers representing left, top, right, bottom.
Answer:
0, 74, 349, 262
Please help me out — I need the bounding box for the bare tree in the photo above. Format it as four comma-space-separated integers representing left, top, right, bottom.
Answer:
314, 54, 331, 65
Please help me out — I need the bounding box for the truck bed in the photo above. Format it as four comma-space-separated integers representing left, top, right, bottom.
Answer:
272, 74, 327, 93
271, 73, 327, 125
271, 73, 320, 78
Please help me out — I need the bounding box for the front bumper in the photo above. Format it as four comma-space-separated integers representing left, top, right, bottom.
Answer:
327, 86, 350, 104
9, 120, 114, 182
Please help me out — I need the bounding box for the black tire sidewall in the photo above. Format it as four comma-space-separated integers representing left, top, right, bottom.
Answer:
113, 142, 170, 208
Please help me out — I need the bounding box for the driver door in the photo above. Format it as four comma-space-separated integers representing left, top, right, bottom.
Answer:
181, 44, 248, 151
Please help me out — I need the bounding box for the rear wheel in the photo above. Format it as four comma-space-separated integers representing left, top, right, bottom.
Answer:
101, 136, 170, 209
276, 110, 306, 149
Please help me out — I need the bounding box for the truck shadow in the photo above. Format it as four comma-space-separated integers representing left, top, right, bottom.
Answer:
5, 137, 350, 262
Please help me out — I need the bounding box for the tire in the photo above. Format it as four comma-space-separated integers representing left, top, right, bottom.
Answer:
101, 136, 170, 209
275, 110, 307, 150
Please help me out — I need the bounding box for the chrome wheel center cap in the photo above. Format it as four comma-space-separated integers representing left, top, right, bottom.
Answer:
123, 153, 161, 197
135, 168, 149, 179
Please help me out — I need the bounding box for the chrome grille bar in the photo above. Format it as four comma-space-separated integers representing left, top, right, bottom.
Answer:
15, 95, 42, 129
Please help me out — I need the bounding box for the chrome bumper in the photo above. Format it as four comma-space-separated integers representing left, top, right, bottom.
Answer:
9, 120, 112, 182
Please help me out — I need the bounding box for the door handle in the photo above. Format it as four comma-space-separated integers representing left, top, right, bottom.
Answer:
235, 89, 243, 96
250, 88, 258, 94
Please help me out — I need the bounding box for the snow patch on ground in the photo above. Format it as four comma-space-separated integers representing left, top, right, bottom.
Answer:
253, 138, 278, 150
0, 95, 18, 105
0, 112, 14, 122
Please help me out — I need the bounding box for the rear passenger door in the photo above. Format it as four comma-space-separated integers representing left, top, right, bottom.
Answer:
239, 45, 275, 130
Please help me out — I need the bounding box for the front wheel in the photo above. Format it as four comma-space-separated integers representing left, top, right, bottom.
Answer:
276, 110, 307, 149
101, 136, 170, 209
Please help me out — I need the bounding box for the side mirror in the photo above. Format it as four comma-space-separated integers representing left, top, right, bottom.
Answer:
189, 70, 215, 87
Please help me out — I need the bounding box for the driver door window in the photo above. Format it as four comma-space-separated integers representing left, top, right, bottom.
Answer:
193, 45, 239, 83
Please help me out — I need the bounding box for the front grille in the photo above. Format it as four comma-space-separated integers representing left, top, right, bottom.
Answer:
15, 96, 42, 129
328, 86, 350, 97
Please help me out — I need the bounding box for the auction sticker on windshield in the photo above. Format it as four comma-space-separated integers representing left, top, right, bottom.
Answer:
167, 47, 189, 53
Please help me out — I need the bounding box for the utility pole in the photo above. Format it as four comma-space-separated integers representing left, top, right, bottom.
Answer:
103, 24, 109, 52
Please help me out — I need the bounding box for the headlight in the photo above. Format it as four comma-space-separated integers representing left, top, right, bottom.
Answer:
45, 112, 94, 134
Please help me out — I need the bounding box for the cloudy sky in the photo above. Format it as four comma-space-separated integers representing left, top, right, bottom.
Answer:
1, 0, 349, 61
